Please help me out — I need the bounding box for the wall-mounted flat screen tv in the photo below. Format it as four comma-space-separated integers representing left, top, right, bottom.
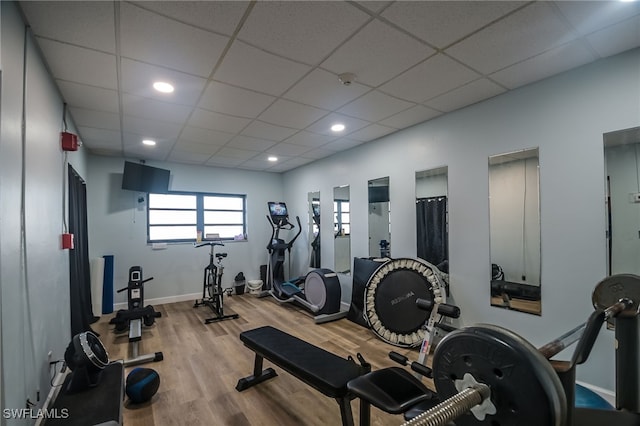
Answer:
121, 161, 170, 193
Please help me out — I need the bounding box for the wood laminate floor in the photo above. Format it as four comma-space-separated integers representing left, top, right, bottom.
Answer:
93, 293, 433, 426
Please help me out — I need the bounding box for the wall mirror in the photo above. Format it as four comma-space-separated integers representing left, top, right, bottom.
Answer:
333, 185, 351, 274
415, 167, 449, 277
604, 126, 640, 276
489, 148, 541, 315
368, 177, 391, 258
308, 191, 320, 269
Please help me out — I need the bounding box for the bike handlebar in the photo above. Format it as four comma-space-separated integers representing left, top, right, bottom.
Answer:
194, 241, 225, 248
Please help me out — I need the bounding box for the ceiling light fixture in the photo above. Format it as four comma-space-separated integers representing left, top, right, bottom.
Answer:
142, 139, 156, 146
331, 123, 346, 132
268, 156, 278, 162
153, 81, 174, 93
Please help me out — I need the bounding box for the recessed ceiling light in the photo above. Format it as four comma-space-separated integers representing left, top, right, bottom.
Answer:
142, 139, 156, 146
268, 156, 278, 162
153, 81, 174, 93
331, 123, 345, 132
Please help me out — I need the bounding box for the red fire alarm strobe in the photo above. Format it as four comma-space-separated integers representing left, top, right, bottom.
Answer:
61, 233, 74, 250
61, 132, 78, 151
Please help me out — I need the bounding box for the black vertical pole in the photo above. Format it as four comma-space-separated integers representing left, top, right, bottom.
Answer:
616, 315, 640, 411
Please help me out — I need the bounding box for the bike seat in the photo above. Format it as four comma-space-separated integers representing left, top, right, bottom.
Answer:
216, 253, 228, 258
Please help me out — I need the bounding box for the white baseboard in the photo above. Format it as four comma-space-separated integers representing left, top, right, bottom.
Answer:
576, 380, 616, 406
112, 292, 201, 310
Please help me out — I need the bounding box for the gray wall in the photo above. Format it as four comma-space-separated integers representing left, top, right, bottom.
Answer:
86, 156, 283, 304
1, 2, 88, 421
283, 48, 640, 391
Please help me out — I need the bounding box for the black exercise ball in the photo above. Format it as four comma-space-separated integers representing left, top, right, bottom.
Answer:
126, 368, 160, 403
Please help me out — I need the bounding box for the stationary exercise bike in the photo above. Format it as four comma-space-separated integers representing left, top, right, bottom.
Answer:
266, 201, 348, 324
193, 240, 239, 324
109, 266, 163, 367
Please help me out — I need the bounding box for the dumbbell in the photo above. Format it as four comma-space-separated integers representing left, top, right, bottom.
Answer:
401, 274, 639, 426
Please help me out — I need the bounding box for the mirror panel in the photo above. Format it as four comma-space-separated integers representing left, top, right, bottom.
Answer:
489, 148, 541, 315
415, 167, 449, 276
309, 191, 320, 268
368, 177, 391, 257
333, 185, 351, 274
604, 126, 640, 276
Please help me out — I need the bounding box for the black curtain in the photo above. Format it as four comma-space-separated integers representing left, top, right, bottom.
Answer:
68, 164, 97, 336
416, 197, 448, 268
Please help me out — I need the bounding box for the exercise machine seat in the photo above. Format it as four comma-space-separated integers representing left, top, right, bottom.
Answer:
239, 326, 363, 398
347, 367, 434, 414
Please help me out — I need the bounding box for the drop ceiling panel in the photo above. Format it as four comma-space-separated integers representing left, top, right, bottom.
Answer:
237, 1, 370, 65
490, 40, 595, 90
259, 99, 328, 129
586, 16, 640, 59
324, 138, 365, 151
35, 38, 117, 89
424, 78, 506, 113
180, 126, 234, 146
241, 121, 298, 142
283, 131, 336, 148
447, 2, 577, 74
123, 144, 172, 161
57, 81, 119, 113
227, 135, 277, 151
347, 124, 397, 142
302, 147, 340, 160
381, 1, 524, 49
122, 116, 182, 140
20, 1, 116, 53
173, 140, 221, 155
305, 112, 370, 137
214, 41, 311, 96
119, 2, 229, 77
187, 109, 252, 134
120, 59, 207, 106
554, 1, 640, 36
131, 1, 250, 36
379, 105, 442, 128
69, 108, 120, 131
267, 143, 313, 156
283, 69, 370, 111
338, 90, 414, 122
198, 81, 275, 118
167, 150, 209, 165
380, 54, 480, 103
77, 127, 121, 148
215, 146, 261, 160
207, 156, 248, 168
321, 19, 435, 86
122, 93, 193, 124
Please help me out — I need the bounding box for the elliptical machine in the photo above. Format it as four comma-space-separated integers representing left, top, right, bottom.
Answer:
266, 201, 348, 324
109, 266, 163, 367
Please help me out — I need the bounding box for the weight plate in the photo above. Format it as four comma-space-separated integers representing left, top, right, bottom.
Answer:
364, 258, 445, 347
432, 325, 567, 426
592, 274, 640, 318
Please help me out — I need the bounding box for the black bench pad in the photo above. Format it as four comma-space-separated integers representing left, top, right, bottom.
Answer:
239, 326, 363, 398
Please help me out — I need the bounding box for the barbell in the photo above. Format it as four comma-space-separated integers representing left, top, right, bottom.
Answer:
400, 274, 639, 426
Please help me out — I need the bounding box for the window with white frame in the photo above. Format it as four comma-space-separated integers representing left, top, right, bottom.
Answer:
333, 199, 350, 236
147, 192, 246, 243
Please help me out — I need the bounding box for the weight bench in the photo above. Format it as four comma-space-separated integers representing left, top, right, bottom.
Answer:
235, 326, 370, 426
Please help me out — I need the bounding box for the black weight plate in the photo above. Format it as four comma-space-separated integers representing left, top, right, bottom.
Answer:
432, 325, 567, 426
592, 274, 640, 318
364, 258, 445, 347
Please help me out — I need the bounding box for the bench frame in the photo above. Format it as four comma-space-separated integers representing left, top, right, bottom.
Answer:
235, 326, 370, 426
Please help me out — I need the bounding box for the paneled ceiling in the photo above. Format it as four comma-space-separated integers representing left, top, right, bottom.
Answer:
19, 1, 640, 172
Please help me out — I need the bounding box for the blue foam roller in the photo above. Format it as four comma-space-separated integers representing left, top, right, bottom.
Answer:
575, 384, 614, 410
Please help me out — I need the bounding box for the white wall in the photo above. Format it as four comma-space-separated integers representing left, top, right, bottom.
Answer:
283, 48, 640, 391
86, 156, 284, 304
1, 2, 88, 421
